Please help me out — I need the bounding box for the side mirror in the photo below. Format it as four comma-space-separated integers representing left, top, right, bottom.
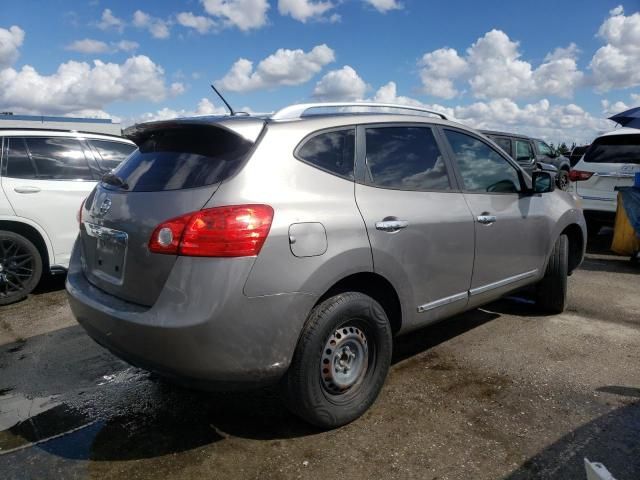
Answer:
532, 171, 555, 193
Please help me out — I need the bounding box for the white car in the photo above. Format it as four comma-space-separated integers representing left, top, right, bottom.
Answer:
0, 129, 136, 304
570, 127, 640, 234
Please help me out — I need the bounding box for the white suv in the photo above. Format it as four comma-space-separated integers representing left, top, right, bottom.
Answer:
570, 127, 640, 234
0, 129, 136, 304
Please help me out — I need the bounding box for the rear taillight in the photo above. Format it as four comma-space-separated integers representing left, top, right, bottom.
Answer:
77, 198, 85, 225
149, 204, 274, 257
569, 170, 594, 181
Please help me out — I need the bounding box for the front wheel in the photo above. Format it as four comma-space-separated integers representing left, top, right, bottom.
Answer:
556, 169, 570, 191
281, 292, 392, 429
536, 234, 568, 314
0, 231, 43, 305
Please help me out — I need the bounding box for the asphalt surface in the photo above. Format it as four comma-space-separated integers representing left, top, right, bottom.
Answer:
0, 230, 638, 480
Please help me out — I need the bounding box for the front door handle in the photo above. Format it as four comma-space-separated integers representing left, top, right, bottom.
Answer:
477, 214, 497, 225
375, 220, 409, 232
14, 186, 41, 194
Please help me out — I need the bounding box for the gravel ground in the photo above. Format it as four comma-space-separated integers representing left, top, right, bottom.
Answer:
0, 231, 638, 480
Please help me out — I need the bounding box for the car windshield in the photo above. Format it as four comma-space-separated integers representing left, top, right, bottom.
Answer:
584, 134, 640, 164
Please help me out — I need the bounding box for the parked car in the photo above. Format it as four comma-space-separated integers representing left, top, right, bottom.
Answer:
0, 129, 136, 304
568, 145, 590, 167
570, 127, 640, 234
67, 103, 586, 428
481, 131, 571, 190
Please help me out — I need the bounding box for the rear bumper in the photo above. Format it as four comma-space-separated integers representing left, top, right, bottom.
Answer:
66, 242, 317, 388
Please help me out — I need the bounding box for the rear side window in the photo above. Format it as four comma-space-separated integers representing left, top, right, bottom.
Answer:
5, 138, 36, 179
296, 129, 355, 179
365, 126, 451, 191
24, 137, 93, 180
492, 137, 512, 156
112, 125, 253, 192
584, 134, 640, 164
91, 140, 136, 171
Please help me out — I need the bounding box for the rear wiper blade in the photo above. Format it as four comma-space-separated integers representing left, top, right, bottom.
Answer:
101, 172, 129, 190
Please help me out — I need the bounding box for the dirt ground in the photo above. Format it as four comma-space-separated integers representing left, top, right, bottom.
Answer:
0, 230, 638, 480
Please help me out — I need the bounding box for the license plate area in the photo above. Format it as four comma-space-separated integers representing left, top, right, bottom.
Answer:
84, 222, 128, 284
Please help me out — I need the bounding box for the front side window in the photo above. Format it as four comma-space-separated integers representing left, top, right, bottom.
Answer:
91, 140, 137, 171
537, 141, 553, 157
365, 126, 451, 191
515, 140, 534, 162
296, 129, 355, 179
5, 138, 37, 179
24, 137, 93, 180
444, 130, 522, 193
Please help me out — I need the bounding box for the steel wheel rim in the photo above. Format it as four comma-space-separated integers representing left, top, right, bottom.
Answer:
320, 325, 369, 394
559, 172, 569, 190
0, 238, 35, 299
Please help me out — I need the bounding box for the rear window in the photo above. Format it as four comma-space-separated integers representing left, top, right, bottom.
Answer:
110, 125, 253, 192
584, 134, 640, 164
490, 137, 512, 156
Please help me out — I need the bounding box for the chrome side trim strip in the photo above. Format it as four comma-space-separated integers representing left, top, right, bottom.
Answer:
469, 269, 539, 297
581, 195, 615, 202
417, 292, 468, 313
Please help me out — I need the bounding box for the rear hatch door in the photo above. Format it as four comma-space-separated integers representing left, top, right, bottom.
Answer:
79, 120, 260, 306
575, 133, 640, 201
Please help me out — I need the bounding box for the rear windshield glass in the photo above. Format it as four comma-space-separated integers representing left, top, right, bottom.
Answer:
584, 134, 640, 164
110, 125, 253, 192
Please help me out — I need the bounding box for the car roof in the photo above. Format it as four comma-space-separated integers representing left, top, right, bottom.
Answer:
0, 128, 135, 144
480, 129, 531, 140
598, 126, 640, 138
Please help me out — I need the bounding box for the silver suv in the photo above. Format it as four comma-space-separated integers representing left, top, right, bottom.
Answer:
66, 103, 586, 428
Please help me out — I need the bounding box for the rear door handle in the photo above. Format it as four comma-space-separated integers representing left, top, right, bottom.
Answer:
14, 186, 41, 194
477, 215, 497, 225
375, 220, 409, 232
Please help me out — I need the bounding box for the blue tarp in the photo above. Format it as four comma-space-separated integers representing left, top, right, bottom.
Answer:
620, 187, 640, 236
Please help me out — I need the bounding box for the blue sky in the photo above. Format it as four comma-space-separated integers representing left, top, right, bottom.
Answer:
1, 0, 639, 143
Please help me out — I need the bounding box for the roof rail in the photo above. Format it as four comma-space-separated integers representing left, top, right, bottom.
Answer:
271, 102, 448, 121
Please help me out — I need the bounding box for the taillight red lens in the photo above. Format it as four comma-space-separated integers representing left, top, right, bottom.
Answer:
149, 204, 274, 257
77, 198, 86, 225
569, 170, 594, 181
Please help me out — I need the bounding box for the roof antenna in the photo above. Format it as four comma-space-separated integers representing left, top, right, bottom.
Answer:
210, 84, 235, 116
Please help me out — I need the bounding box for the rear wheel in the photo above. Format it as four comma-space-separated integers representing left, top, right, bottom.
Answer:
0, 231, 43, 305
536, 234, 568, 314
281, 292, 392, 428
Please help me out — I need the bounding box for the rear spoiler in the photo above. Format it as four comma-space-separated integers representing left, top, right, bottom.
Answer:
123, 116, 266, 145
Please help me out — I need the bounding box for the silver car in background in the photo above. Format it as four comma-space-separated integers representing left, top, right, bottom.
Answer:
66, 103, 586, 428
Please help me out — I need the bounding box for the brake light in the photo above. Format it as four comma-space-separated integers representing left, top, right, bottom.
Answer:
569, 170, 594, 181
149, 204, 274, 257
77, 198, 86, 225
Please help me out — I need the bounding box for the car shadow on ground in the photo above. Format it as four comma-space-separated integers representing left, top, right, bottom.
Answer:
504, 400, 640, 479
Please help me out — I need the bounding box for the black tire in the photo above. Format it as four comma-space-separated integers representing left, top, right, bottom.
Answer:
557, 169, 570, 191
281, 292, 392, 428
536, 234, 568, 314
0, 230, 43, 306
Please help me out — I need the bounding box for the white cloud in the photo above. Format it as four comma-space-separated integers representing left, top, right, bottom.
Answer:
590, 6, 640, 91
0, 55, 172, 116
202, 0, 269, 31
97, 9, 125, 32
170, 82, 186, 96
418, 30, 583, 100
601, 99, 630, 116
631, 93, 640, 104
65, 38, 140, 54
278, 0, 336, 23
176, 12, 216, 34
0, 25, 25, 68
363, 0, 402, 13
312, 65, 368, 100
133, 10, 170, 39
127, 98, 229, 125
216, 44, 335, 92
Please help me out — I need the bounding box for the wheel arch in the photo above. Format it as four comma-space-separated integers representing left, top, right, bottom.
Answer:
561, 223, 585, 274
0, 218, 54, 271
314, 272, 403, 335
